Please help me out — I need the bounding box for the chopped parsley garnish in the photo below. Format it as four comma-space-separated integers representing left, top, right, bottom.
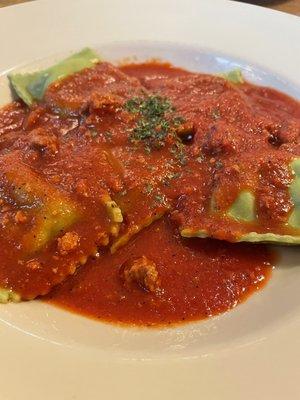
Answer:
165, 171, 181, 181
215, 160, 223, 170
144, 183, 154, 194
154, 193, 167, 206
162, 172, 181, 187
170, 142, 187, 166
125, 95, 173, 117
196, 154, 205, 163
104, 131, 113, 141
173, 116, 186, 127
211, 108, 220, 120
90, 129, 99, 138
124, 95, 185, 152
144, 144, 151, 154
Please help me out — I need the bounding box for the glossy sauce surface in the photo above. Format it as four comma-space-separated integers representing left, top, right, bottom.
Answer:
48, 217, 273, 326
2, 60, 297, 324
122, 63, 300, 240
46, 62, 284, 326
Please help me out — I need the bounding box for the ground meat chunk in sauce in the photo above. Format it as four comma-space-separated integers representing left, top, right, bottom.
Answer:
257, 160, 294, 223
57, 232, 80, 255
14, 210, 27, 223
44, 62, 142, 113
121, 256, 160, 292
27, 127, 58, 154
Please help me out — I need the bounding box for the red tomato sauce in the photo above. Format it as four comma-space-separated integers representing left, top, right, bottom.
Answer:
48, 217, 273, 326
122, 63, 300, 240
2, 60, 298, 325
47, 62, 281, 326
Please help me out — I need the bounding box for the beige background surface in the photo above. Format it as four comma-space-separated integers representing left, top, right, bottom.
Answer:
0, 0, 300, 14
245, 0, 300, 14
272, 0, 300, 14
0, 0, 31, 6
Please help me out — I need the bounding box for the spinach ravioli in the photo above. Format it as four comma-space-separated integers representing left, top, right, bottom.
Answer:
1, 48, 300, 311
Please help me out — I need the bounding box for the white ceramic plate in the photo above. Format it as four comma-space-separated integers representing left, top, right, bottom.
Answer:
0, 0, 300, 399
